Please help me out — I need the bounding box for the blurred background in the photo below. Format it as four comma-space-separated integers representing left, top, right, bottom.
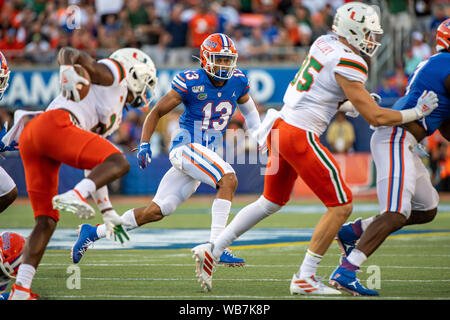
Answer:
0, 0, 449, 197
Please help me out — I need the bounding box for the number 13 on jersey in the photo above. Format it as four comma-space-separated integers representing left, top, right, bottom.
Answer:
290, 55, 323, 92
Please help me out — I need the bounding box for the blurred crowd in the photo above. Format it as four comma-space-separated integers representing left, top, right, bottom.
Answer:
0, 0, 346, 65
0, 0, 449, 190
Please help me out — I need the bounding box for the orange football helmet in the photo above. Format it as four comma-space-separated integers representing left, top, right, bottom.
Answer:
436, 18, 450, 52
0, 232, 25, 282
0, 51, 10, 100
200, 33, 238, 80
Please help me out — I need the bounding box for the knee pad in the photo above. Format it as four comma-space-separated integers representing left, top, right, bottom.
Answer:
257, 196, 282, 216
153, 195, 181, 217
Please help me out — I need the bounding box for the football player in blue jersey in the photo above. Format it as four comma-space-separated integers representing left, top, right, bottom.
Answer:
0, 51, 19, 214
329, 18, 450, 296
71, 33, 263, 269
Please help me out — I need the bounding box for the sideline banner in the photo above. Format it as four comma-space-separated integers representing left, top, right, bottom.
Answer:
0, 67, 298, 108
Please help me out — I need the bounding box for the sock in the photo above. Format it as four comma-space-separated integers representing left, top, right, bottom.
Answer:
351, 219, 363, 238
91, 185, 112, 212
121, 209, 138, 231
15, 264, 36, 289
298, 250, 322, 278
210, 199, 232, 243
341, 257, 359, 271
345, 249, 367, 270
73, 179, 96, 199
212, 196, 280, 259
96, 209, 138, 239
361, 216, 376, 232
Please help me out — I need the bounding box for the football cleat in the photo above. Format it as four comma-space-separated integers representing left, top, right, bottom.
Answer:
336, 218, 362, 257
52, 190, 95, 219
191, 242, 217, 292
71, 224, 98, 264
218, 248, 245, 267
290, 273, 341, 295
8, 283, 40, 300
329, 265, 379, 296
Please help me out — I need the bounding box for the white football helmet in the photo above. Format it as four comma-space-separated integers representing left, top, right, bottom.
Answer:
332, 2, 383, 57
109, 48, 158, 108
0, 51, 10, 100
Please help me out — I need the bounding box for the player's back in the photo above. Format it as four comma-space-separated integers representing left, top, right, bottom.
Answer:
281, 34, 368, 136
392, 52, 450, 135
47, 58, 128, 137
171, 68, 250, 149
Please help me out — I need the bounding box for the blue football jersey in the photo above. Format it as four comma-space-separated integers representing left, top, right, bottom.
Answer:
392, 52, 450, 136
170, 68, 250, 149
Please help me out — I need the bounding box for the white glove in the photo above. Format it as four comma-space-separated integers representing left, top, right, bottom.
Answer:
338, 100, 360, 118
102, 209, 131, 246
59, 65, 89, 102
338, 93, 382, 118
414, 90, 439, 118
370, 93, 382, 104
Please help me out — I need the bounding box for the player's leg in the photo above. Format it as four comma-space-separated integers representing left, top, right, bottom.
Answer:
71, 167, 200, 263
46, 110, 129, 218
0, 166, 17, 213
174, 143, 237, 241
330, 127, 415, 296
192, 133, 295, 291
10, 127, 61, 299
210, 141, 297, 259
171, 143, 245, 265
280, 124, 351, 282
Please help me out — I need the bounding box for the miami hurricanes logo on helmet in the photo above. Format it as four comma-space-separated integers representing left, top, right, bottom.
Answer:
200, 33, 238, 80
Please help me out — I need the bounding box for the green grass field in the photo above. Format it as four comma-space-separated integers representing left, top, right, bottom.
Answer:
1, 195, 450, 301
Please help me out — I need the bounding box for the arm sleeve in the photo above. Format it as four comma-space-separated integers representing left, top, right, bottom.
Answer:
237, 96, 261, 134
98, 58, 127, 86
334, 55, 368, 84
234, 69, 250, 98
171, 72, 190, 99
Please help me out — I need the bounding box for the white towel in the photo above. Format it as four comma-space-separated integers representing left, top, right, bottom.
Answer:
252, 108, 281, 146
1, 110, 43, 145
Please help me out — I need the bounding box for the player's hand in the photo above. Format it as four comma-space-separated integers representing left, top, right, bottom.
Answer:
338, 100, 359, 118
137, 142, 152, 169
0, 140, 18, 152
414, 90, 439, 118
59, 65, 89, 102
102, 209, 131, 246
0, 123, 18, 152
370, 93, 382, 104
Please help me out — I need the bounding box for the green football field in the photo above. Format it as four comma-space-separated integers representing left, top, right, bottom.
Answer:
1, 195, 450, 301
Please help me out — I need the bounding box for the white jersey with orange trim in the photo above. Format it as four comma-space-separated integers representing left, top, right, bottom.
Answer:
47, 58, 128, 137
280, 34, 368, 136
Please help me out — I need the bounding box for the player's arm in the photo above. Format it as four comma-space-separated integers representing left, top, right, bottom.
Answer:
336, 74, 438, 126
57, 47, 114, 86
137, 89, 183, 169
237, 93, 261, 135
141, 89, 183, 143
